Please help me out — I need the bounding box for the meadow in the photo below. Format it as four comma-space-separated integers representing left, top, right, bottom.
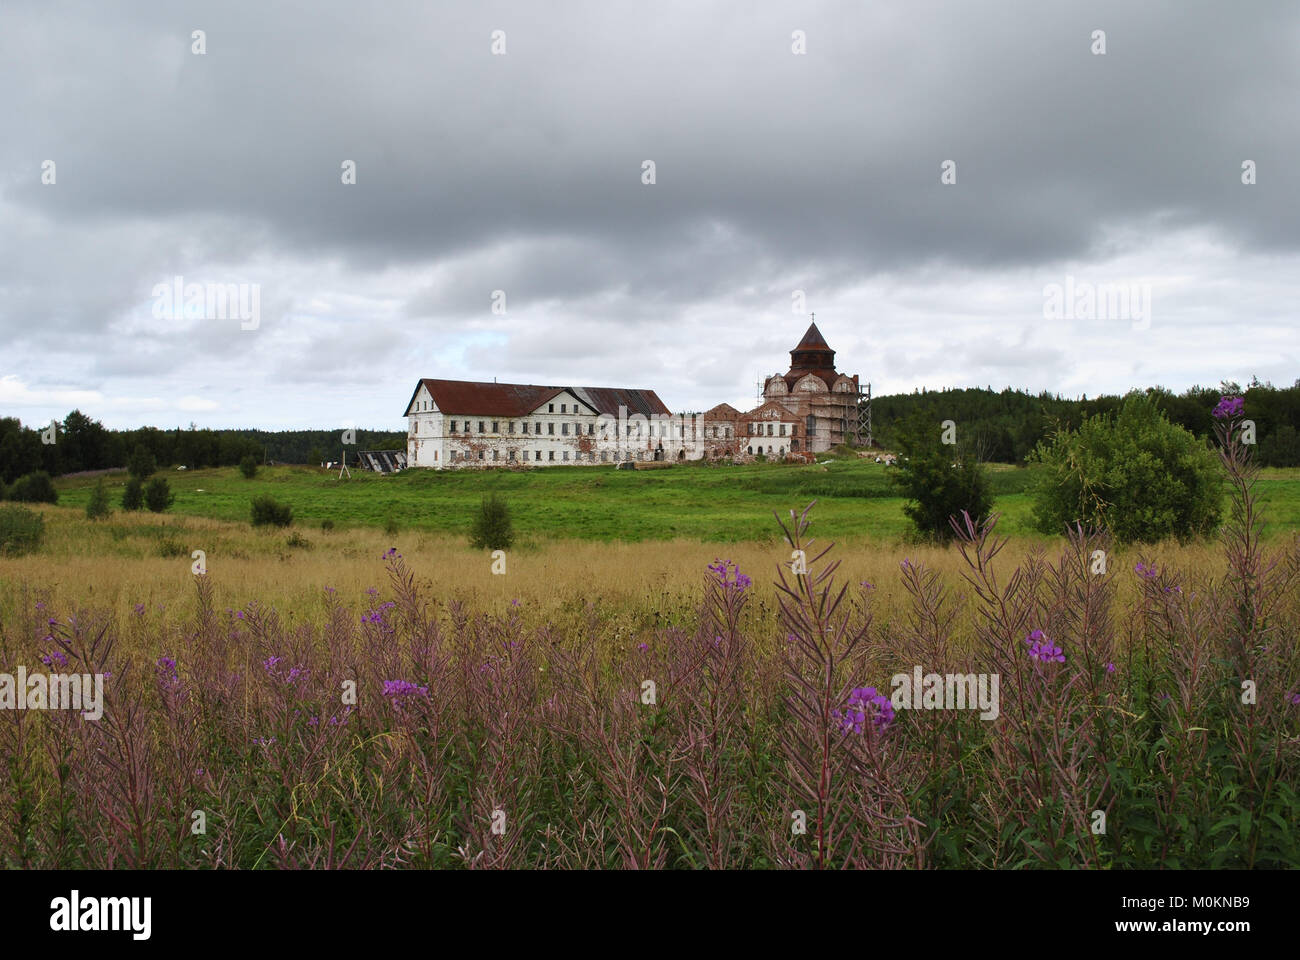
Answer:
0, 447, 1296, 868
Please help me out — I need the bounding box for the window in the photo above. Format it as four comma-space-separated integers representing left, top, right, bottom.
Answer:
747, 446, 753, 455
548, 451, 555, 461
548, 404, 554, 413
413, 421, 418, 433
535, 421, 541, 433
561, 403, 566, 413
478, 421, 485, 434
806, 414, 816, 435
779, 424, 786, 437
535, 451, 541, 461
479, 450, 485, 460
450, 421, 457, 433
492, 450, 499, 461
509, 450, 516, 461
574, 422, 581, 434
725, 427, 731, 438
767, 423, 774, 437
562, 451, 569, 461
547, 423, 554, 435
561, 423, 569, 436
521, 422, 528, 434
463, 421, 470, 433
712, 427, 718, 438
588, 423, 594, 435
509, 422, 516, 434
492, 421, 498, 433
601, 451, 608, 462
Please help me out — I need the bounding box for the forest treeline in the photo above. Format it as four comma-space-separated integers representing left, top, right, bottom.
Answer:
870, 378, 1300, 466
0, 412, 405, 483
3, 377, 1299, 480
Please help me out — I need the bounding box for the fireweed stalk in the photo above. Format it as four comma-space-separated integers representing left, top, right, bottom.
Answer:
772, 503, 923, 869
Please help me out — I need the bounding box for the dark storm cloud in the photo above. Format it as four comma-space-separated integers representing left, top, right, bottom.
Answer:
1, 0, 1297, 426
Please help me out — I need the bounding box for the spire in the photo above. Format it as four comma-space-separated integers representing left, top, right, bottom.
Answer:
794, 320, 831, 353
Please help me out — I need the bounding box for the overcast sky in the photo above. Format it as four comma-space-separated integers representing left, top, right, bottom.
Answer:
3, 0, 1298, 430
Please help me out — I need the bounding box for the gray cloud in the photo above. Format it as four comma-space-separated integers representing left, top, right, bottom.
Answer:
1, 0, 1298, 428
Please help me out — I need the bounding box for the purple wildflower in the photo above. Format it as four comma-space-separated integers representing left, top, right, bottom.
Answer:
834, 685, 895, 733
1212, 395, 1245, 419
1025, 631, 1065, 663
1105, 662, 1116, 674
383, 679, 430, 699
1134, 562, 1158, 580
708, 559, 752, 592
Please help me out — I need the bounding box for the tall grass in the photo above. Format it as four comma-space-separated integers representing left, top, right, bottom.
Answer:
0, 422, 1296, 868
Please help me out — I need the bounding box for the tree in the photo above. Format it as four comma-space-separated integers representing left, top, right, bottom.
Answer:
86, 478, 111, 520
128, 444, 157, 480
469, 493, 514, 550
890, 412, 992, 541
1261, 423, 1300, 468
144, 477, 175, 513
8, 471, 59, 504
1029, 392, 1221, 544
239, 455, 259, 479
122, 477, 145, 511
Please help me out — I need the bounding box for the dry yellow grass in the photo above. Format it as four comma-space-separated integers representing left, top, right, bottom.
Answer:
0, 503, 1247, 656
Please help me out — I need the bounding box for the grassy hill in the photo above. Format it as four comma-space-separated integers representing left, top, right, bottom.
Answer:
50, 459, 1300, 544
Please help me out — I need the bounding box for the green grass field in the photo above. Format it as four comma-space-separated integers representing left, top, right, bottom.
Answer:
51, 458, 1300, 543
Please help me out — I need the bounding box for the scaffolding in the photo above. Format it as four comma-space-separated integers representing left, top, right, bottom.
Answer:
854, 382, 873, 447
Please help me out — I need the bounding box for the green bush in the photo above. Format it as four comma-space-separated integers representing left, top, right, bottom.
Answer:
1029, 392, 1222, 543
320, 519, 334, 533
144, 477, 175, 513
469, 493, 514, 550
85, 478, 111, 520
890, 414, 993, 541
155, 537, 188, 558
0, 505, 45, 556
286, 532, 313, 550
251, 495, 293, 528
9, 471, 58, 504
128, 444, 157, 480
121, 477, 144, 511
239, 455, 259, 479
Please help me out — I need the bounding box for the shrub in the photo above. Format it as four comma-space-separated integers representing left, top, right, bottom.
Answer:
251, 495, 293, 528
469, 493, 514, 550
121, 477, 144, 511
128, 444, 157, 480
239, 455, 259, 479
286, 532, 313, 550
9, 471, 58, 504
85, 479, 111, 520
1030, 392, 1221, 543
890, 414, 992, 541
320, 519, 335, 533
144, 477, 175, 513
155, 537, 188, 558
0, 505, 44, 556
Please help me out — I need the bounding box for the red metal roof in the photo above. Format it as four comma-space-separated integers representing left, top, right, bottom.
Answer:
407, 380, 564, 417
405, 379, 671, 418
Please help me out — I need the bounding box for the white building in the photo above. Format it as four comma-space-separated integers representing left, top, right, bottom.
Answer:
404, 379, 701, 469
